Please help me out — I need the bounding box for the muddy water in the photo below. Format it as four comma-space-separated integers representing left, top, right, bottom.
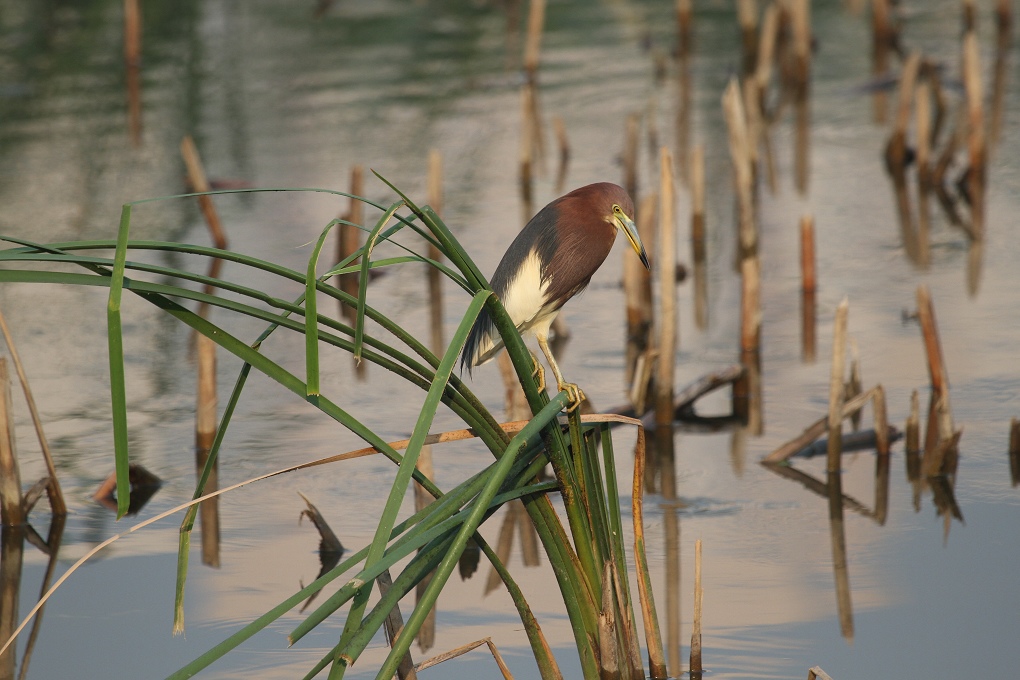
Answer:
1, 1, 1018, 678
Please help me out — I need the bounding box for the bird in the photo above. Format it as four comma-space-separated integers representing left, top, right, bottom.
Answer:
460, 182, 650, 408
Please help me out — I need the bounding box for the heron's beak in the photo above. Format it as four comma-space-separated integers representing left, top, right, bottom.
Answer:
618, 214, 650, 270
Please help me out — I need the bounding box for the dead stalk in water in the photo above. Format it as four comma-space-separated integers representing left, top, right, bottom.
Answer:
827, 300, 849, 473
0, 360, 24, 526
0, 308, 65, 515
655, 147, 677, 426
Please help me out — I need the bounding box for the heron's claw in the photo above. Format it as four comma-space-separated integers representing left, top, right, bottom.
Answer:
559, 382, 586, 413
529, 354, 546, 393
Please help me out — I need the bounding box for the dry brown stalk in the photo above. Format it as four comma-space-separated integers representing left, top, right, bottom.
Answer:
655, 147, 677, 426
0, 360, 24, 526
414, 638, 513, 678
737, 0, 758, 74
124, 0, 143, 146
962, 31, 986, 236
0, 307, 65, 515
180, 136, 228, 250
631, 427, 667, 678
523, 0, 545, 79
763, 386, 878, 463
195, 331, 220, 568
826, 300, 849, 473
337, 166, 364, 325
808, 666, 834, 680
676, 0, 693, 56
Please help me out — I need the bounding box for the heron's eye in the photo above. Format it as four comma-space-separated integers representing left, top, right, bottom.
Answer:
612, 204, 622, 215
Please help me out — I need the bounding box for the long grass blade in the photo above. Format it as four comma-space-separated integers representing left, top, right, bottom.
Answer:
327, 290, 490, 677
107, 204, 133, 518
373, 394, 569, 680
353, 201, 404, 364
305, 218, 341, 396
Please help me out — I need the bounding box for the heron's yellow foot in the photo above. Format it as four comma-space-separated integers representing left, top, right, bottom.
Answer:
558, 382, 586, 412
530, 354, 546, 393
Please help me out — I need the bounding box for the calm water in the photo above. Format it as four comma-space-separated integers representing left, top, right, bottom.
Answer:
1, 1, 1018, 678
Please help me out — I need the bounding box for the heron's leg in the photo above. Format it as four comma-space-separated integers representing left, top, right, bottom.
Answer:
537, 334, 585, 410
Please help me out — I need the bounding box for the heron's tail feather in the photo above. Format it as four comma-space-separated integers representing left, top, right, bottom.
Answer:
460, 308, 504, 374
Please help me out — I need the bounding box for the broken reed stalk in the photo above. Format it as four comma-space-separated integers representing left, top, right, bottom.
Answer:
180, 136, 228, 250
962, 30, 986, 237
962, 0, 976, 32
915, 77, 933, 266
755, 3, 780, 193
632, 431, 667, 678
377, 569, 418, 680
337, 166, 364, 326
886, 52, 921, 174
413, 638, 512, 678
124, 0, 142, 146
426, 149, 444, 356
886, 53, 922, 261
0, 360, 24, 526
790, 0, 811, 195
623, 113, 640, 205
808, 666, 835, 680
742, 79, 762, 187
827, 299, 849, 473
916, 286, 948, 398
915, 79, 933, 189
416, 150, 444, 650
655, 147, 677, 427
800, 215, 816, 362
722, 79, 759, 354
738, 232, 761, 356
916, 285, 956, 457
0, 308, 65, 515
1009, 418, 1020, 487
196, 335, 217, 452
762, 386, 879, 463
689, 539, 703, 674
870, 0, 894, 123
623, 186, 654, 391
755, 3, 779, 93
195, 329, 220, 568
627, 195, 658, 407
523, 0, 545, 80
676, 0, 693, 57
690, 144, 707, 330
990, 0, 1012, 146
737, 0, 758, 75
790, 0, 811, 88
721, 80, 754, 248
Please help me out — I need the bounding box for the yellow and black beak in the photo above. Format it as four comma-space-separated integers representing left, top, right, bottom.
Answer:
617, 212, 650, 270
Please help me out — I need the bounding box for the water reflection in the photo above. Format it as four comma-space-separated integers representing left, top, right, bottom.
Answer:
0, 515, 65, 680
